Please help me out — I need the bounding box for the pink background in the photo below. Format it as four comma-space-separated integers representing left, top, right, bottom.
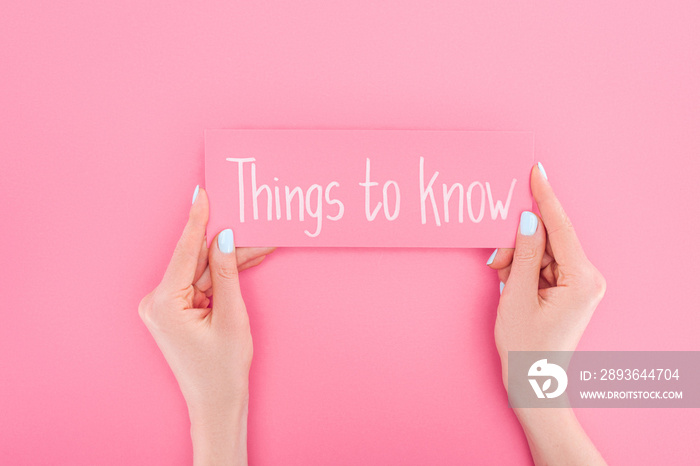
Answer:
205, 130, 534, 247
1, 1, 699, 464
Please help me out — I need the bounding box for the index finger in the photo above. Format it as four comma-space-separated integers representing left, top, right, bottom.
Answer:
161, 186, 209, 291
530, 163, 587, 269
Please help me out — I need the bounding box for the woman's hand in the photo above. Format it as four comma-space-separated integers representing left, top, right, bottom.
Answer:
138, 186, 273, 466
488, 163, 607, 466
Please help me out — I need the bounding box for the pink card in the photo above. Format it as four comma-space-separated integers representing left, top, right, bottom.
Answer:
205, 130, 533, 248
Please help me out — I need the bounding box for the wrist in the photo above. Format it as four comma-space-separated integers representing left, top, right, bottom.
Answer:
514, 408, 576, 464
513, 408, 605, 466
513, 406, 576, 431
190, 399, 249, 466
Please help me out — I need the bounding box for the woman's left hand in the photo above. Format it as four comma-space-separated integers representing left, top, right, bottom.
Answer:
138, 186, 273, 466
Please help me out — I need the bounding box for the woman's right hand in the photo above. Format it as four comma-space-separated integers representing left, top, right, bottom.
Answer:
488, 163, 607, 466
489, 163, 606, 386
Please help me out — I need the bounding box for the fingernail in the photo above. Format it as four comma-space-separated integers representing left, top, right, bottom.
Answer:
218, 229, 234, 254
520, 211, 538, 236
487, 249, 498, 266
499, 281, 505, 295
537, 162, 548, 180
192, 185, 200, 204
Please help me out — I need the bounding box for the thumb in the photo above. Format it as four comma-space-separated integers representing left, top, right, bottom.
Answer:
502, 211, 546, 303
209, 228, 245, 319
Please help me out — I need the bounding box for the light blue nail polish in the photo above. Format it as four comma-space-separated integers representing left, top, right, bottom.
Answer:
520, 211, 538, 236
499, 281, 505, 295
487, 249, 498, 266
192, 185, 200, 204
218, 229, 234, 254
537, 162, 548, 180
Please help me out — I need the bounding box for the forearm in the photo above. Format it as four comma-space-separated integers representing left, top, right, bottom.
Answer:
514, 407, 605, 466
190, 401, 249, 466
